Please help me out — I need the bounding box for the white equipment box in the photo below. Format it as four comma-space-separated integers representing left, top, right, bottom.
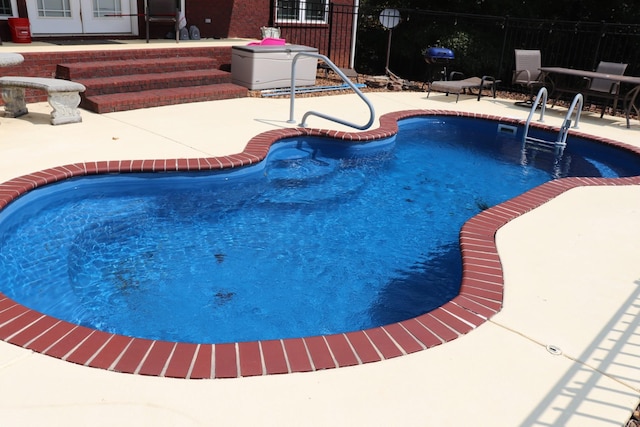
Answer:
231, 44, 318, 90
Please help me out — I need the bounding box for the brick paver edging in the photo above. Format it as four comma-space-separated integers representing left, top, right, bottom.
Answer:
1, 110, 639, 379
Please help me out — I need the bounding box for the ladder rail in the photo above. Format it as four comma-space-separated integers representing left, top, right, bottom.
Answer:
287, 52, 375, 130
523, 88, 583, 147
521, 90, 583, 179
522, 87, 548, 144
557, 93, 583, 145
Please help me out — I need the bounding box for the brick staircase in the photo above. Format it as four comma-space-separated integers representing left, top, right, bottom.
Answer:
55, 56, 248, 113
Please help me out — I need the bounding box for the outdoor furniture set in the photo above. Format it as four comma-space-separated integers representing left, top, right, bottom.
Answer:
1, 47, 639, 128
511, 49, 640, 128
427, 48, 639, 128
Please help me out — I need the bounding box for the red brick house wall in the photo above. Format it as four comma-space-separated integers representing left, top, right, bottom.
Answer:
1, 0, 355, 68
278, 1, 355, 69
1, 0, 354, 42
142, 0, 271, 40
186, 0, 232, 39
227, 0, 271, 39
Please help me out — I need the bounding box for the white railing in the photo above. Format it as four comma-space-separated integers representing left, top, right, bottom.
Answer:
522, 87, 548, 144
523, 87, 582, 147
556, 93, 583, 146
287, 52, 375, 130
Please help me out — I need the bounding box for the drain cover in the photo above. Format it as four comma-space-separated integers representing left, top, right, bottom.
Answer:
546, 344, 562, 355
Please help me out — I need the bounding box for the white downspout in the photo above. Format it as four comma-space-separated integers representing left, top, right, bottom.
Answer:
349, 0, 359, 69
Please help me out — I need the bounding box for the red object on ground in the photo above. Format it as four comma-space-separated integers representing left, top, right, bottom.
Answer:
8, 18, 31, 43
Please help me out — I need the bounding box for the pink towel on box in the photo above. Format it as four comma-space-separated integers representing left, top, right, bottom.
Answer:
247, 37, 286, 46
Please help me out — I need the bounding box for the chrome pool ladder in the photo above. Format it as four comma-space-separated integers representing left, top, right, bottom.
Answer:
521, 88, 583, 178
522, 87, 583, 149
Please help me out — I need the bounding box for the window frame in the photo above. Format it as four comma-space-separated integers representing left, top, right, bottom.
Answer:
0, 0, 18, 18
275, 0, 329, 25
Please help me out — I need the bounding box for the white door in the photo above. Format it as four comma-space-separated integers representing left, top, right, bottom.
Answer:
80, 0, 133, 33
26, 0, 133, 35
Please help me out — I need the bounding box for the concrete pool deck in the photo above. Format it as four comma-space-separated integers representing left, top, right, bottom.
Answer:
1, 41, 640, 426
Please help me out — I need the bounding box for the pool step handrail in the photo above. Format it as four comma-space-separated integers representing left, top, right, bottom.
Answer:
556, 93, 583, 146
522, 87, 548, 145
523, 88, 582, 148
288, 52, 375, 130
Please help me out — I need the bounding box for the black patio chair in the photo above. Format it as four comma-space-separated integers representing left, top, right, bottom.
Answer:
145, 0, 180, 43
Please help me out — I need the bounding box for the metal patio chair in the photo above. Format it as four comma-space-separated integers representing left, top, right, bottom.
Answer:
145, 0, 180, 43
584, 61, 628, 116
513, 49, 545, 105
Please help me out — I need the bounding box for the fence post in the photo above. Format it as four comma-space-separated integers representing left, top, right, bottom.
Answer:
591, 21, 606, 71
497, 16, 510, 84
326, 2, 334, 62
349, 2, 359, 69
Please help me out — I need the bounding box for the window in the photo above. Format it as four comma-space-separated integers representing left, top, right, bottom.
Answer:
93, 0, 122, 18
276, 0, 328, 24
0, 0, 15, 16
37, 0, 72, 17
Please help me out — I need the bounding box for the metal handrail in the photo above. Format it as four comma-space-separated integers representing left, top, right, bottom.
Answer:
287, 52, 375, 130
522, 87, 548, 144
523, 87, 582, 148
556, 93, 583, 145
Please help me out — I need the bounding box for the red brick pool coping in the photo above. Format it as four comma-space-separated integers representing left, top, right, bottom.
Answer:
1, 109, 639, 379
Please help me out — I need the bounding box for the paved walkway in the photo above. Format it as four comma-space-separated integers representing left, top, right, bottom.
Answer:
0, 43, 639, 425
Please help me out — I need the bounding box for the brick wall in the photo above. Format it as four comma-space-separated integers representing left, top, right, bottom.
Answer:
227, 0, 271, 39
186, 0, 234, 39
278, 1, 355, 69
183, 0, 271, 39
2, 0, 355, 49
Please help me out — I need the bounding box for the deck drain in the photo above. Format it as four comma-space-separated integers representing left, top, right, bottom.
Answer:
546, 344, 562, 355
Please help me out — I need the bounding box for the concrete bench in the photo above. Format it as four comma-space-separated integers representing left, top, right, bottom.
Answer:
0, 76, 86, 125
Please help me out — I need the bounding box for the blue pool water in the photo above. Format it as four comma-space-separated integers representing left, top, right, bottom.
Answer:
1, 117, 639, 344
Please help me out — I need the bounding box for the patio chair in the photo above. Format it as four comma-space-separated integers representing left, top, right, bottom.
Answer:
145, 0, 180, 43
551, 62, 628, 117
512, 49, 545, 105
584, 61, 628, 117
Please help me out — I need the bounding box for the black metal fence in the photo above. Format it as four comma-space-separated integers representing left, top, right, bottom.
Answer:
281, 4, 640, 91
276, 3, 357, 69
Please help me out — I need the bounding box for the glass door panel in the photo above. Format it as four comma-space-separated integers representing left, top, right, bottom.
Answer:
27, 0, 82, 33
80, 0, 132, 33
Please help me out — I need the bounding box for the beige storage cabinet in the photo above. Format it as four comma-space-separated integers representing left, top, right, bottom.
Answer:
231, 44, 318, 90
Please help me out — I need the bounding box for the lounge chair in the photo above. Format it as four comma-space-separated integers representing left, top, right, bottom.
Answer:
145, 0, 180, 43
427, 72, 498, 102
513, 49, 545, 105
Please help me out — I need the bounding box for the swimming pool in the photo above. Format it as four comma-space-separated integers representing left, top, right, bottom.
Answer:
1, 111, 639, 378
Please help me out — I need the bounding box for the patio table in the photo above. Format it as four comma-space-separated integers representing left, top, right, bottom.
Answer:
540, 66, 640, 128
